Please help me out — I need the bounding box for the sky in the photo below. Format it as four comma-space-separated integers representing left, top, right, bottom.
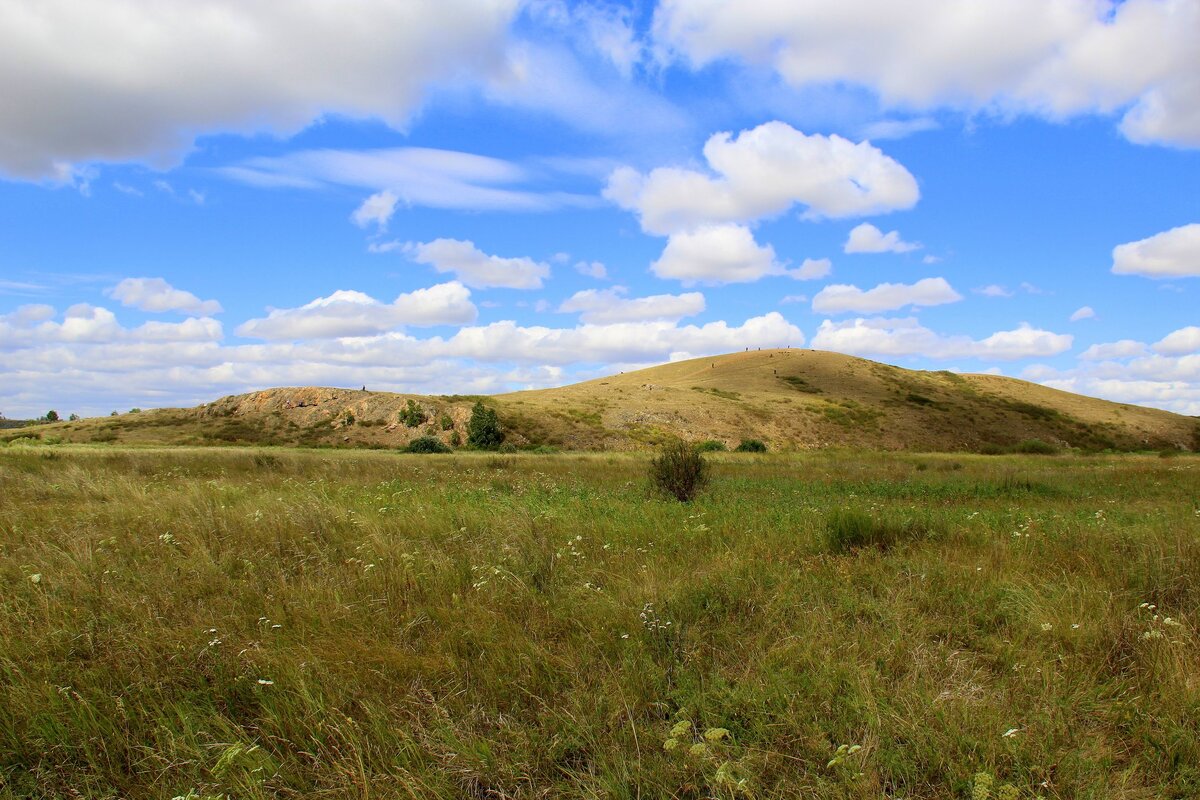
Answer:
1, 0, 1199, 419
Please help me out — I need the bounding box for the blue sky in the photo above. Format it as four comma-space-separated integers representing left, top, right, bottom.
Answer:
2, 0, 1199, 418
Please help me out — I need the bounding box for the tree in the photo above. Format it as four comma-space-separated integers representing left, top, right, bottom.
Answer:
466, 401, 504, 450
68, 413, 80, 421
398, 399, 426, 428
45, 410, 59, 422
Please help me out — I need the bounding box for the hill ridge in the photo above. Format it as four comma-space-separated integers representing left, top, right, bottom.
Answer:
11, 349, 1198, 452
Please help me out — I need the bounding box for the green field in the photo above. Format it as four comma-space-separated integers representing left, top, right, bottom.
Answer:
2, 446, 1198, 799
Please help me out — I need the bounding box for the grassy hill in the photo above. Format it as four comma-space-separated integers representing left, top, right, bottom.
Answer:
9, 349, 1198, 452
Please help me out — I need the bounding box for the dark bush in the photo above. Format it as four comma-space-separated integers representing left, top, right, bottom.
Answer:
825, 509, 937, 553
439, 413, 455, 431
650, 439, 710, 502
696, 439, 727, 452
735, 438, 767, 453
407, 435, 451, 454
1012, 439, 1060, 455
467, 401, 505, 450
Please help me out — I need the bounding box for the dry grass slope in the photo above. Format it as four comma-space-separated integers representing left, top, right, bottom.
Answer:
9, 350, 1197, 452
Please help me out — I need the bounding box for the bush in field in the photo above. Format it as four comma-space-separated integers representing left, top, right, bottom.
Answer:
696, 439, 727, 452
1012, 439, 1059, 455
407, 435, 451, 454
467, 401, 505, 450
44, 410, 59, 422
825, 509, 938, 553
735, 438, 767, 453
650, 439, 709, 502
399, 400, 426, 428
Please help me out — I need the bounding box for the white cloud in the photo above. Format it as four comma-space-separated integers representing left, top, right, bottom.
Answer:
107, 277, 222, 316
811, 317, 1073, 361
558, 287, 705, 323
225, 147, 595, 213
0, 303, 221, 348
974, 284, 1014, 298
604, 121, 919, 236
236, 283, 477, 341
812, 277, 962, 315
1154, 326, 1200, 355
1069, 306, 1096, 322
793, 258, 832, 280
574, 260, 608, 279
1111, 223, 1200, 278
405, 239, 550, 290
653, 0, 1200, 148
859, 117, 939, 140
650, 224, 784, 285
351, 190, 399, 230
1080, 340, 1149, 360
844, 222, 920, 254
780, 295, 808, 305
0, 0, 522, 178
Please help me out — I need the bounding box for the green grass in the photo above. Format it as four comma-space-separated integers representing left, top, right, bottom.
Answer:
1, 446, 1198, 798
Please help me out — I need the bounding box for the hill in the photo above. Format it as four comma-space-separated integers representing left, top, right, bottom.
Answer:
9, 349, 1198, 452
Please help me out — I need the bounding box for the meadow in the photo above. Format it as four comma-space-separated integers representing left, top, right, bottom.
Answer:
1, 445, 1197, 799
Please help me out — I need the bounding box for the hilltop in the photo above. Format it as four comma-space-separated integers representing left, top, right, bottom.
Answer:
11, 349, 1198, 452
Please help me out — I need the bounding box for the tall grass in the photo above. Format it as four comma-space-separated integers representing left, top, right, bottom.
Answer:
0, 446, 1197, 798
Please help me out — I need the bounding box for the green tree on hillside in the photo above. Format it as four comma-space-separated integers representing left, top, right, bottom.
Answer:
44, 410, 59, 422
467, 401, 504, 450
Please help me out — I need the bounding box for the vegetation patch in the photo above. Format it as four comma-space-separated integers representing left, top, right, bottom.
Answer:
649, 439, 710, 501
778, 375, 823, 394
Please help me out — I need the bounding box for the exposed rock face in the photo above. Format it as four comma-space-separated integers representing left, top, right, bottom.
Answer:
196, 387, 483, 448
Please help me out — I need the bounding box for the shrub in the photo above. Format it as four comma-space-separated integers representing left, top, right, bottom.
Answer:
44, 410, 59, 422
650, 439, 710, 502
1012, 439, 1059, 455
825, 509, 936, 553
695, 439, 727, 452
450, 431, 462, 447
467, 401, 505, 450
407, 435, 451, 454
399, 400, 426, 428
734, 438, 767, 453
439, 413, 454, 431
68, 413, 80, 422
979, 442, 1006, 455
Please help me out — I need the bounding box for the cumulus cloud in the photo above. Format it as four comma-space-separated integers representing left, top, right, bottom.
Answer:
107, 277, 222, 316
0, 303, 221, 349
1080, 340, 1149, 360
844, 222, 921, 254
812, 277, 962, 315
351, 190, 400, 230
604, 121, 919, 236
574, 260, 608, 279
1111, 223, 1200, 278
974, 285, 1014, 298
236, 283, 477, 341
650, 224, 784, 284
1069, 306, 1096, 322
1154, 326, 1200, 355
811, 317, 1072, 361
0, 0, 523, 178
653, 0, 1200, 148
558, 287, 705, 323
405, 239, 550, 289
793, 258, 832, 280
